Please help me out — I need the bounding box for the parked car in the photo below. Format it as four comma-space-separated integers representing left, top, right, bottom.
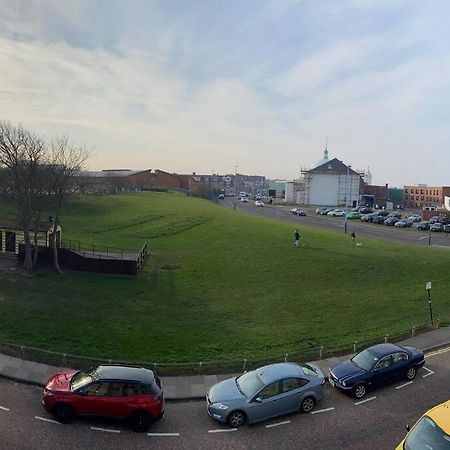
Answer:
346, 212, 362, 220
206, 362, 324, 427
395, 399, 450, 450
328, 343, 425, 399
240, 197, 249, 202
290, 208, 307, 216
430, 222, 443, 232
316, 207, 328, 214
429, 216, 441, 225
359, 207, 373, 214
255, 200, 265, 207
408, 214, 421, 222
438, 216, 449, 225
42, 365, 164, 432
373, 215, 388, 224
384, 217, 400, 226
361, 213, 376, 222
395, 219, 413, 228
327, 209, 345, 217
218, 194, 225, 200
417, 221, 430, 230
321, 208, 334, 215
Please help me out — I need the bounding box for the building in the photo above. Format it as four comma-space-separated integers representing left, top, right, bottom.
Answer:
363, 184, 389, 207
403, 185, 450, 208
297, 156, 363, 207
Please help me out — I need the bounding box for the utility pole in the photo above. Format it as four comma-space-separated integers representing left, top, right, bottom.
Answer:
233, 165, 238, 211
425, 281, 433, 323
344, 164, 351, 234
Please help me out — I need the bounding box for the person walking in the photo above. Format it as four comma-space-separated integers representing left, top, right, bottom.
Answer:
294, 229, 300, 247
351, 231, 356, 245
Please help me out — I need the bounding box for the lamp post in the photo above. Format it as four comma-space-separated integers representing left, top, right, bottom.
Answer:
233, 165, 238, 211
344, 164, 351, 234
425, 281, 433, 323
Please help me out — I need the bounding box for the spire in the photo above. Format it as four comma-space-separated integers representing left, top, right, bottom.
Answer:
324, 136, 329, 161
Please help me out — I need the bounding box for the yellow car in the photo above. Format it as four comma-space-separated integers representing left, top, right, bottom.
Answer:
396, 399, 450, 449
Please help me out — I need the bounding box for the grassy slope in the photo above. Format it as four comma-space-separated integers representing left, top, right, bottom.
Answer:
0, 192, 449, 363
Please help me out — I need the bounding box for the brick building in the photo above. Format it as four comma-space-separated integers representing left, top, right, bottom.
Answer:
403, 185, 450, 208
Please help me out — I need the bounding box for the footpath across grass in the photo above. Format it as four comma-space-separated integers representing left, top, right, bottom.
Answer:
0, 192, 449, 365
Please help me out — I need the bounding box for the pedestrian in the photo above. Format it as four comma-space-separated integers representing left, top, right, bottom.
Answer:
351, 231, 356, 245
294, 229, 300, 247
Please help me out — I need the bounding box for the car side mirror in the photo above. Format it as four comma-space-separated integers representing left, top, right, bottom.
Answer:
406, 424, 410, 432
254, 397, 263, 403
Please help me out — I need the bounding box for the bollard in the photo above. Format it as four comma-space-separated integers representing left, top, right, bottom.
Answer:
199, 361, 203, 374
319, 345, 324, 360
412, 326, 416, 337
284, 353, 288, 362
242, 359, 247, 372
62, 353, 66, 365
21, 345, 24, 359
384, 334, 388, 343
353, 341, 357, 353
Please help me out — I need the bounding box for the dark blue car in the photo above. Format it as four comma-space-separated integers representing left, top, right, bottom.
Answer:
328, 343, 425, 399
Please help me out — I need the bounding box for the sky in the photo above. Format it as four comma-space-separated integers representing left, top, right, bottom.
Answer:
1, 0, 450, 187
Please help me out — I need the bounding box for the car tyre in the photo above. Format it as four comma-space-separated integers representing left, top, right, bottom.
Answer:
129, 410, 153, 433
226, 410, 247, 428
353, 384, 366, 399
406, 366, 416, 381
52, 403, 76, 424
300, 396, 316, 413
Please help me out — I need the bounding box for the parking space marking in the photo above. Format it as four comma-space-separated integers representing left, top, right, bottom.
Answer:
354, 396, 376, 406
265, 420, 291, 428
0, 406, 10, 411
148, 433, 180, 437
426, 347, 450, 357
311, 407, 335, 415
90, 426, 121, 434
208, 428, 237, 433
395, 381, 413, 390
34, 416, 60, 424
422, 367, 435, 378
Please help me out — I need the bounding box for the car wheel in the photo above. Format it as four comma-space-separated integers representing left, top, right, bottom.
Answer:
353, 384, 366, 399
129, 410, 153, 433
300, 396, 316, 413
226, 410, 247, 428
406, 367, 416, 380
52, 403, 75, 424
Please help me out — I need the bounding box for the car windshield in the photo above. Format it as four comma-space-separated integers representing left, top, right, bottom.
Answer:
351, 349, 377, 371
404, 416, 450, 450
236, 371, 264, 399
70, 368, 98, 391
300, 364, 318, 377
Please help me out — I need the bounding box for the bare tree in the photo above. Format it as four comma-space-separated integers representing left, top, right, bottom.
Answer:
48, 136, 89, 273
0, 121, 46, 275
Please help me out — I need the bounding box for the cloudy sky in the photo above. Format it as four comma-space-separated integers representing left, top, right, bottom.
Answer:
1, 0, 449, 186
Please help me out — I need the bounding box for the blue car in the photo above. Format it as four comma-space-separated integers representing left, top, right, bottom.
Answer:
206, 362, 325, 427
329, 343, 425, 399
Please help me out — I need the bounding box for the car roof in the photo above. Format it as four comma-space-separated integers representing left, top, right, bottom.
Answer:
255, 363, 303, 384
424, 400, 450, 432
94, 365, 155, 384
366, 343, 403, 358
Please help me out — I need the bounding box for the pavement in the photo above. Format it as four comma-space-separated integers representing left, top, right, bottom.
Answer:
0, 326, 449, 400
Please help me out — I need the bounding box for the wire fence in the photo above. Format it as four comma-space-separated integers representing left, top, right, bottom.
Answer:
0, 320, 446, 376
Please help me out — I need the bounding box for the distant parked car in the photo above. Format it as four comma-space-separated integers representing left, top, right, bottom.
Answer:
438, 216, 449, 225
218, 194, 225, 200
359, 207, 373, 214
429, 216, 441, 225
430, 222, 443, 232
361, 213, 376, 222
316, 207, 328, 214
346, 212, 362, 220
384, 217, 400, 226
395, 219, 413, 228
321, 208, 334, 215
291, 208, 307, 216
373, 215, 387, 224
240, 197, 249, 202
206, 363, 324, 427
255, 200, 265, 207
42, 365, 164, 432
408, 214, 421, 222
329, 343, 425, 399
417, 221, 430, 230
327, 209, 345, 217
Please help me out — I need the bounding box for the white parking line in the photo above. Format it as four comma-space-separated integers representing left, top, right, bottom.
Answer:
90, 426, 121, 434
265, 420, 291, 428
311, 407, 335, 415
34, 416, 60, 424
208, 428, 237, 433
422, 367, 435, 378
427, 347, 450, 357
395, 381, 413, 390
148, 433, 180, 437
354, 396, 376, 405
0, 406, 10, 411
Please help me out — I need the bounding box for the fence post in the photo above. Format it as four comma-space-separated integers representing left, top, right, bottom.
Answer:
62, 353, 66, 366
108, 359, 112, 363
284, 353, 288, 362
319, 345, 324, 360
353, 341, 357, 353
242, 359, 247, 372
20, 345, 24, 359
153, 363, 157, 373
411, 326, 416, 337
199, 361, 203, 374
384, 334, 389, 343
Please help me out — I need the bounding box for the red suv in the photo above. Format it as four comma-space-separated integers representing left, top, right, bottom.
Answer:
42, 365, 164, 432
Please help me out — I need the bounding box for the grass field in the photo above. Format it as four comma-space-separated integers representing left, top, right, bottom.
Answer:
0, 192, 449, 365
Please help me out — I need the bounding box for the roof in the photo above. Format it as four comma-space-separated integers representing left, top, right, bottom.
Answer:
367, 343, 403, 358
95, 365, 155, 384
0, 219, 55, 232
307, 158, 360, 176
425, 399, 450, 431
77, 170, 150, 178
256, 363, 302, 384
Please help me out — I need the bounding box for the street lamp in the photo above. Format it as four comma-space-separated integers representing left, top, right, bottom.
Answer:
344, 164, 351, 234
425, 281, 433, 323
233, 165, 238, 211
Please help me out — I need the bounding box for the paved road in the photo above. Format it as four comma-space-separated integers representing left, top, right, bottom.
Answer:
1, 348, 449, 449
225, 199, 450, 248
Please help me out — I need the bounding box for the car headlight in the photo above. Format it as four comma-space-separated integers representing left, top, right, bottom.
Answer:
212, 402, 229, 410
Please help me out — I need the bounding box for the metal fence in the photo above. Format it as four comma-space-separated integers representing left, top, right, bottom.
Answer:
0, 320, 445, 376
60, 240, 136, 259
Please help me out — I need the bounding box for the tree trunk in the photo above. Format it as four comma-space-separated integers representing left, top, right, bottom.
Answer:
52, 207, 62, 274
32, 230, 39, 269
22, 228, 33, 276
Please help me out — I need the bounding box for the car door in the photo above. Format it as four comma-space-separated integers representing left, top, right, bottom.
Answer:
391, 352, 410, 379
280, 378, 310, 414
371, 355, 397, 387
75, 381, 111, 416
248, 381, 283, 423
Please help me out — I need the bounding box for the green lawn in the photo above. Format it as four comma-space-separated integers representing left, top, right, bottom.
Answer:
0, 192, 449, 366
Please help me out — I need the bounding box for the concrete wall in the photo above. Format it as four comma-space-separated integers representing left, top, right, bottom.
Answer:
309, 174, 339, 206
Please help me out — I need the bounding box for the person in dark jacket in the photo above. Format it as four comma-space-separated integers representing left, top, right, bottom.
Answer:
294, 229, 300, 247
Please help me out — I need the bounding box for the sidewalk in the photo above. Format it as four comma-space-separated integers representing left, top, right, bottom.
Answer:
1, 327, 449, 400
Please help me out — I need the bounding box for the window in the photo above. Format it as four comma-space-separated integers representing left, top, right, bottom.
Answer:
107, 382, 125, 397
123, 382, 147, 396
374, 355, 393, 371
282, 378, 308, 393
405, 189, 408, 193
420, 190, 423, 194
84, 382, 109, 396
259, 382, 281, 399
416, 189, 419, 194
392, 352, 408, 363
